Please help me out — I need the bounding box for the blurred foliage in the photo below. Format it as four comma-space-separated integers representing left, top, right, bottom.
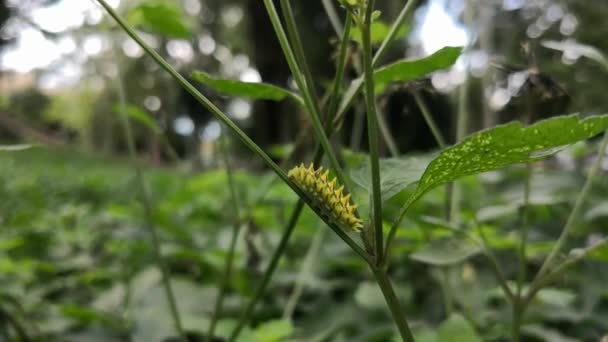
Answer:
1, 0, 608, 341
0, 141, 607, 340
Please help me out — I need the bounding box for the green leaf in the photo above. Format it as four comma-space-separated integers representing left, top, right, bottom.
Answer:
374, 46, 463, 85
437, 314, 481, 342
113, 104, 161, 134
584, 202, 608, 221
410, 238, 481, 266
586, 242, 608, 262
191, 71, 304, 106
128, 2, 191, 38
253, 319, 294, 342
338, 47, 462, 114
406, 114, 608, 209
351, 21, 409, 45
0, 144, 34, 151
350, 155, 433, 202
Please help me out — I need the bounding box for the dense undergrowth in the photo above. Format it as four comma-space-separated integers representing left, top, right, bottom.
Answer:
1, 146, 607, 341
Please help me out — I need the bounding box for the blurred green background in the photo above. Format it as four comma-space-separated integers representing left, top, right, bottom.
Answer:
1, 0, 608, 341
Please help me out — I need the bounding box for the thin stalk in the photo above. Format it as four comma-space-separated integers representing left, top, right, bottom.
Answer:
516, 93, 535, 298
321, 0, 344, 37
413, 87, 455, 315
377, 108, 400, 157
206, 134, 243, 342
111, 46, 185, 341
412, 88, 446, 147
283, 228, 326, 319
439, 267, 454, 316
95, 0, 366, 258
95, 0, 288, 184
383, 87, 450, 262
372, 268, 416, 342
516, 164, 532, 298
449, 0, 473, 226
474, 224, 515, 303
530, 130, 608, 288
425, 221, 515, 303
280, 0, 321, 106
511, 302, 523, 342
229, 18, 362, 340
349, 104, 366, 151
326, 17, 352, 123
524, 237, 608, 306
334, 0, 419, 126
229, 201, 304, 341
264, 0, 347, 188
361, 0, 384, 263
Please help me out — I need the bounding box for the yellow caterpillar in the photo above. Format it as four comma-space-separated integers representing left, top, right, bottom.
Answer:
288, 163, 363, 233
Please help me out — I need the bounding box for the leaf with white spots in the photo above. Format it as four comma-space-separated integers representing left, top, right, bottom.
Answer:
406, 114, 608, 207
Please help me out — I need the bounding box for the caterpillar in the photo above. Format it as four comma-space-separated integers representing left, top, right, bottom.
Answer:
288, 163, 363, 233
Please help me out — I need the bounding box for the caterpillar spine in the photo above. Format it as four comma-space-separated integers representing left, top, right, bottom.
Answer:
288, 163, 363, 232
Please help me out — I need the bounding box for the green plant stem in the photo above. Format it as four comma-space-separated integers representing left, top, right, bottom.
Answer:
229, 18, 361, 341
280, 0, 321, 107
530, 130, 608, 287
371, 268, 416, 342
439, 267, 454, 316
95, 0, 368, 259
449, 0, 473, 226
413, 86, 455, 316
524, 237, 608, 306
429, 221, 515, 303
206, 135, 242, 342
377, 109, 400, 157
326, 17, 352, 123
321, 0, 344, 37
361, 0, 384, 264
265, 0, 347, 188
229, 201, 304, 342
111, 46, 185, 341
283, 228, 326, 319
511, 301, 523, 342
350, 104, 366, 150
516, 165, 532, 298
412, 88, 446, 147
334, 0, 419, 126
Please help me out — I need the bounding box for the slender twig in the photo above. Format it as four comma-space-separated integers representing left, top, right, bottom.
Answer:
111, 43, 186, 341
229, 16, 360, 341
425, 220, 516, 303
228, 201, 304, 341
524, 237, 608, 306
206, 134, 243, 342
361, 0, 384, 263
280, 0, 321, 107
283, 228, 326, 319
321, 0, 344, 36
372, 268, 416, 342
95, 0, 367, 260
376, 108, 400, 157
265, 0, 347, 187
530, 130, 608, 287
326, 17, 352, 123
516, 164, 533, 299
413, 86, 454, 315
334, 0, 419, 126
474, 224, 515, 302
412, 88, 446, 147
